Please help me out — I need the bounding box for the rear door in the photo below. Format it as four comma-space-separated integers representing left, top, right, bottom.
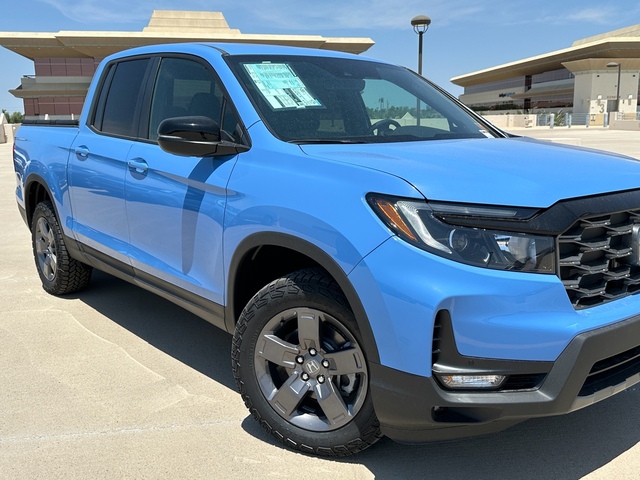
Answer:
68, 58, 151, 265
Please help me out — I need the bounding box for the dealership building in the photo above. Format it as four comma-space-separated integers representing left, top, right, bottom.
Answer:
0, 10, 374, 117
452, 24, 640, 116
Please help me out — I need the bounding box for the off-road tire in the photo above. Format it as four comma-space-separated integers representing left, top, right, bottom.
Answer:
232, 268, 382, 456
31, 201, 92, 295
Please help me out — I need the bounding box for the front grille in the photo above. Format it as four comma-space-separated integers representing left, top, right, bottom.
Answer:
578, 345, 640, 396
500, 374, 546, 391
558, 210, 640, 309
431, 317, 442, 366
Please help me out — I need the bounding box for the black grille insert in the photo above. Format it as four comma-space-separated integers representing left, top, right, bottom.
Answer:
501, 374, 546, 391
558, 210, 640, 309
432, 316, 442, 366
578, 345, 640, 396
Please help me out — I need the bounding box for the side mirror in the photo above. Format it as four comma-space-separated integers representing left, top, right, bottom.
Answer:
157, 116, 246, 157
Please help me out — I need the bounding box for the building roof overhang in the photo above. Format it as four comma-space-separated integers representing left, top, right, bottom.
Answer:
9, 75, 92, 98
0, 32, 374, 59
0, 10, 374, 60
0, 32, 375, 59
9, 82, 91, 98
451, 37, 640, 87
0, 30, 374, 61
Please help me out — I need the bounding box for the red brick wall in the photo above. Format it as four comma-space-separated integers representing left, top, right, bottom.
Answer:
24, 97, 84, 117
26, 58, 99, 116
34, 58, 98, 77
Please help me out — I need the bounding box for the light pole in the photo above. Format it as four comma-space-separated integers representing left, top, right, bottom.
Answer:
607, 61, 621, 113
411, 15, 431, 76
411, 15, 431, 126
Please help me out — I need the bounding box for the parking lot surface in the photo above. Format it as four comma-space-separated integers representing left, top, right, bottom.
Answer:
1, 129, 639, 479
507, 126, 640, 160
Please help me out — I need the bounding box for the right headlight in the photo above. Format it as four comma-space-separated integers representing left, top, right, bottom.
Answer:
368, 194, 555, 274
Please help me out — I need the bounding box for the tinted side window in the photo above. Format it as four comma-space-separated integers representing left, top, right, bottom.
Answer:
148, 57, 243, 143
96, 59, 149, 137
148, 58, 222, 141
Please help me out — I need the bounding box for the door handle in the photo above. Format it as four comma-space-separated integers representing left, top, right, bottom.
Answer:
128, 158, 149, 175
75, 146, 90, 160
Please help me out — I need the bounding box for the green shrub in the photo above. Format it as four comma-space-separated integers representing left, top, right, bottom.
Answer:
2, 109, 25, 124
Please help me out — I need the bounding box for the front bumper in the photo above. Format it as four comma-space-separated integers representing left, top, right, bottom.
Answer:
370, 311, 640, 443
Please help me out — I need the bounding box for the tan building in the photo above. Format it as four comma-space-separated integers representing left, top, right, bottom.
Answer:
0, 10, 374, 117
452, 24, 640, 116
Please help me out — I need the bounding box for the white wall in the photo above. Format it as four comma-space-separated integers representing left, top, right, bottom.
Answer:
482, 114, 536, 128
573, 69, 639, 115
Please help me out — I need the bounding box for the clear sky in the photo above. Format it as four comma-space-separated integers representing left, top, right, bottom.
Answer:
2, 0, 640, 114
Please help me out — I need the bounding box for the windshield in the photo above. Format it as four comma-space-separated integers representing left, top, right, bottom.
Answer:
226, 54, 497, 144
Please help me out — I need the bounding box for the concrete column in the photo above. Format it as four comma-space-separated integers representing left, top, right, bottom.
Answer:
0, 114, 7, 144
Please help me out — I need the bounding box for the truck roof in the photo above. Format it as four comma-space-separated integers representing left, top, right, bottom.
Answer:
103, 41, 381, 63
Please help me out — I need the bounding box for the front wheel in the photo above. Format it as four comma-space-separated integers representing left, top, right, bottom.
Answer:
31, 201, 92, 295
232, 269, 381, 456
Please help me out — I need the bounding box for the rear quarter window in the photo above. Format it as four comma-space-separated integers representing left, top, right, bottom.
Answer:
92, 58, 150, 137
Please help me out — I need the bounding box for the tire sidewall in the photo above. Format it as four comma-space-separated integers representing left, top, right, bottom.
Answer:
32, 202, 62, 293
233, 270, 380, 455
31, 201, 91, 295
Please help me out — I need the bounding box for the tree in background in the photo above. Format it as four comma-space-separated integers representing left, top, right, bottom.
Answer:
2, 109, 24, 124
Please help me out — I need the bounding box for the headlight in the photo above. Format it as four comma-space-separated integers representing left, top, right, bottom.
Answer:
368, 195, 555, 274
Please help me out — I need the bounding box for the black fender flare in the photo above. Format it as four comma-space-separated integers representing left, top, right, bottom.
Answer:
24, 173, 57, 228
225, 231, 380, 364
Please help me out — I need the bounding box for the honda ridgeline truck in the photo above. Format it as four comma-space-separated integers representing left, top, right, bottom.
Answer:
13, 43, 640, 456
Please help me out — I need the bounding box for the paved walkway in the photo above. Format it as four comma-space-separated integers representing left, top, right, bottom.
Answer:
1, 136, 639, 479
506, 126, 640, 159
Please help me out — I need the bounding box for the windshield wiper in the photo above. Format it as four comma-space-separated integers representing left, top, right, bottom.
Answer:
432, 132, 489, 140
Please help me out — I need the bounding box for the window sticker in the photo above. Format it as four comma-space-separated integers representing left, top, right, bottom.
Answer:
243, 63, 322, 110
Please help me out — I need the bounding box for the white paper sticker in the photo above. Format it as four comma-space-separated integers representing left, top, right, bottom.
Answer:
244, 63, 322, 110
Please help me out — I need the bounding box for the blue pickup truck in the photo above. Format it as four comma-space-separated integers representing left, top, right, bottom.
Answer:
13, 42, 640, 456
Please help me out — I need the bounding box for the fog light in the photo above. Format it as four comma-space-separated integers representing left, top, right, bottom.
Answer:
437, 374, 506, 389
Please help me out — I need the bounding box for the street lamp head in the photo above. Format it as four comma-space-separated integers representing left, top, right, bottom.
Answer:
411, 15, 431, 34
607, 61, 620, 68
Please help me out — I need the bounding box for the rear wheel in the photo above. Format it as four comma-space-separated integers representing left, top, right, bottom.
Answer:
232, 268, 381, 456
31, 201, 92, 295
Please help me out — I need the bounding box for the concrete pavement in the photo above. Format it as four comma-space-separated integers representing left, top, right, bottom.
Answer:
506, 126, 640, 159
1, 131, 639, 479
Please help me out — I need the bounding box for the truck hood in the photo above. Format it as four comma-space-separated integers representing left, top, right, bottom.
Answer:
300, 137, 640, 208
